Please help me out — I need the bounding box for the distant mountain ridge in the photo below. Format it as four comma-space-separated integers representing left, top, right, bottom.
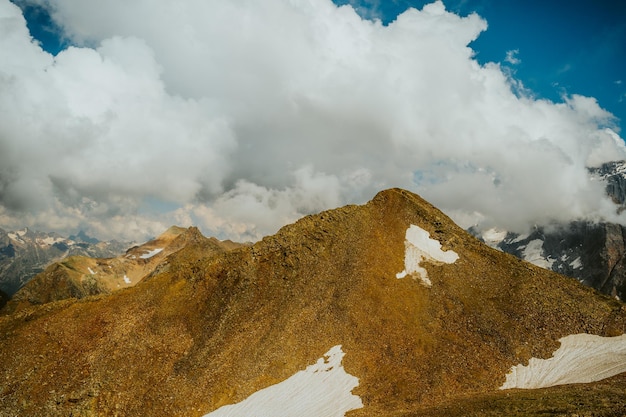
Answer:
472, 160, 626, 301
2, 226, 243, 314
473, 221, 626, 300
0, 227, 130, 296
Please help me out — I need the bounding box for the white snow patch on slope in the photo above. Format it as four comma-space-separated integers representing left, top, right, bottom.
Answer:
569, 256, 582, 269
123, 275, 131, 284
140, 248, 163, 259
7, 233, 24, 244
41, 236, 64, 245
521, 239, 554, 269
501, 333, 626, 390
481, 228, 507, 247
511, 233, 529, 244
396, 225, 459, 287
88, 267, 95, 275
203, 345, 363, 417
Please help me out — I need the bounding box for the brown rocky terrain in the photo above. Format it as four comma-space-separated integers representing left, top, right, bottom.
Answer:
0, 189, 624, 416
413, 372, 626, 416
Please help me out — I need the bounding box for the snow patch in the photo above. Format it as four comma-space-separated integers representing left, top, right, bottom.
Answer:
501, 333, 626, 390
140, 248, 163, 259
7, 233, 24, 244
88, 267, 95, 275
40, 236, 64, 245
481, 228, 507, 247
521, 239, 554, 269
202, 345, 363, 417
396, 225, 459, 287
510, 233, 529, 244
569, 256, 582, 269
123, 275, 131, 284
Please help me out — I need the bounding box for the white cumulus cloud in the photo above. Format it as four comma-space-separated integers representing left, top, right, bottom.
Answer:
1, 0, 625, 241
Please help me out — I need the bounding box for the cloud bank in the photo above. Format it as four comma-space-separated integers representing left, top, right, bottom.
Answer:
1, 0, 625, 241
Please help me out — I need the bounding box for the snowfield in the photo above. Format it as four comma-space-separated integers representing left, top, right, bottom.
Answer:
203, 345, 363, 417
521, 239, 554, 269
481, 227, 507, 246
140, 248, 163, 259
501, 333, 626, 389
41, 236, 64, 245
396, 224, 459, 286
7, 233, 24, 244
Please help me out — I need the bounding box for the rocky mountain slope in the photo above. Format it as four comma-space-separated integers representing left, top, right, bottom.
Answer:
0, 189, 624, 416
0, 227, 129, 296
475, 221, 626, 301
590, 160, 626, 207
2, 226, 241, 315
473, 160, 626, 301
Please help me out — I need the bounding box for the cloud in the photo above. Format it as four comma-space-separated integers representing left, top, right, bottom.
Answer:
339, 0, 384, 22
1, 0, 625, 241
505, 49, 521, 65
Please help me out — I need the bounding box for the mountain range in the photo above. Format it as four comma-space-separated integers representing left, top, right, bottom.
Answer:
0, 188, 624, 416
0, 227, 129, 299
472, 160, 626, 302
3, 160, 626, 308
1, 226, 243, 315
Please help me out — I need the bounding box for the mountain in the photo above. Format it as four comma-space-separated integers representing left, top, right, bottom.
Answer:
590, 160, 626, 207
2, 226, 241, 315
0, 227, 130, 296
69, 230, 101, 245
0, 189, 624, 416
473, 221, 626, 301
472, 160, 626, 301
0, 288, 8, 310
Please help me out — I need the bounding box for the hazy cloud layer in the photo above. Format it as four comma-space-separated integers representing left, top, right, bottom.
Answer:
1, 0, 625, 241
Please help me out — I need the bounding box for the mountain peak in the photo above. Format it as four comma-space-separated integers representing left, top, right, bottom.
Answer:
0, 189, 624, 416
68, 230, 99, 244
158, 225, 189, 239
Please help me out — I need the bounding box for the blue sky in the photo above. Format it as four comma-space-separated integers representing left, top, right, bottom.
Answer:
13, 1, 66, 53
3, 0, 626, 241
333, 0, 626, 130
